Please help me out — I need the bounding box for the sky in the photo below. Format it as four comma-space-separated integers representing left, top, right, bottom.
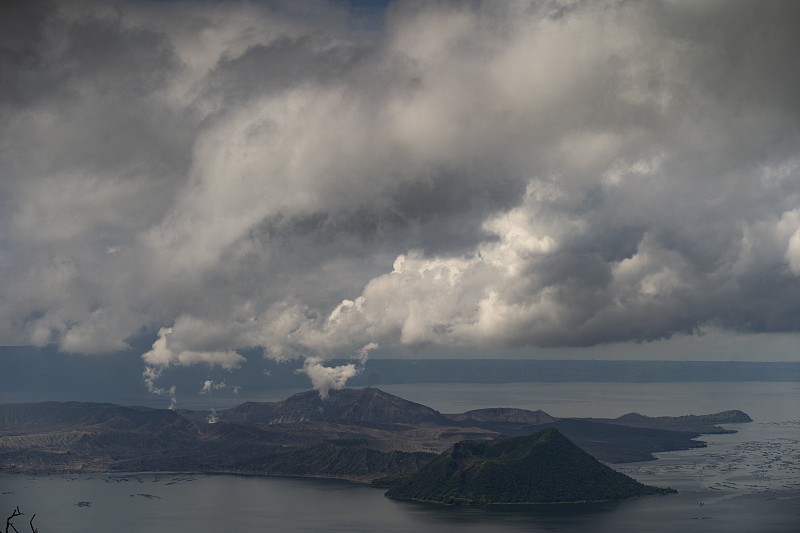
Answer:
1, 0, 799, 397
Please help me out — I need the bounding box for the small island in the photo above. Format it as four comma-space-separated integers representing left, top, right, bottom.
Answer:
382, 427, 675, 505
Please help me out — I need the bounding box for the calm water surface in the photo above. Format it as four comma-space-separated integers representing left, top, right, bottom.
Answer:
1, 382, 798, 532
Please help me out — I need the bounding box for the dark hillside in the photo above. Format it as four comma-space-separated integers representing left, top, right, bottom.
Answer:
384, 428, 675, 504
0, 389, 749, 480
604, 410, 752, 433
446, 408, 555, 425
216, 387, 449, 425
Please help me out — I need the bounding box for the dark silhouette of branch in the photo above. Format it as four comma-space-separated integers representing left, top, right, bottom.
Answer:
6, 505, 22, 533
5, 507, 36, 533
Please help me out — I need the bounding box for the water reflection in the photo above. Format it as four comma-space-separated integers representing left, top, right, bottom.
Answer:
396, 498, 624, 530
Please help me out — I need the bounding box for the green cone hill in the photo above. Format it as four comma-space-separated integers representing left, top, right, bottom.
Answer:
383, 427, 676, 505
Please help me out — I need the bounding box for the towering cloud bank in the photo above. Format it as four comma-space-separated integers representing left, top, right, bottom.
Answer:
1, 0, 799, 389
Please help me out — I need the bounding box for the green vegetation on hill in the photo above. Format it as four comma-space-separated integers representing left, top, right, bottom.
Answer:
383, 428, 675, 505
256, 442, 436, 480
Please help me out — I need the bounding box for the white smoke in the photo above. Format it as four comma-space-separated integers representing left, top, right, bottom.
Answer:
357, 342, 379, 364
200, 379, 226, 395
142, 326, 245, 369
141, 326, 245, 400
298, 342, 378, 398
299, 358, 359, 399
142, 366, 177, 409
142, 364, 164, 394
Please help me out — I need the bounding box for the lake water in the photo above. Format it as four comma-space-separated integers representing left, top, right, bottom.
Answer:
1, 382, 799, 532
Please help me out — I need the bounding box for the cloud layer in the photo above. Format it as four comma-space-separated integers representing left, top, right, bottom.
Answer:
2, 0, 799, 379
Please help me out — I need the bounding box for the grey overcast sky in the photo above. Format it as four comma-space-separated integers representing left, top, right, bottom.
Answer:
2, 0, 799, 394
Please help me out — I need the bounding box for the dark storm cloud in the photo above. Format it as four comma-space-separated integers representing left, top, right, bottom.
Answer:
1, 0, 799, 387
202, 36, 368, 104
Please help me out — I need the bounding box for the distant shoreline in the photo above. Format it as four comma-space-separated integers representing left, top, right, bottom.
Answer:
2, 347, 799, 405
349, 360, 800, 385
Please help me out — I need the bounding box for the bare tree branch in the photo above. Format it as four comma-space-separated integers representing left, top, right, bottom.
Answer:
6, 507, 39, 533
6, 506, 22, 533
